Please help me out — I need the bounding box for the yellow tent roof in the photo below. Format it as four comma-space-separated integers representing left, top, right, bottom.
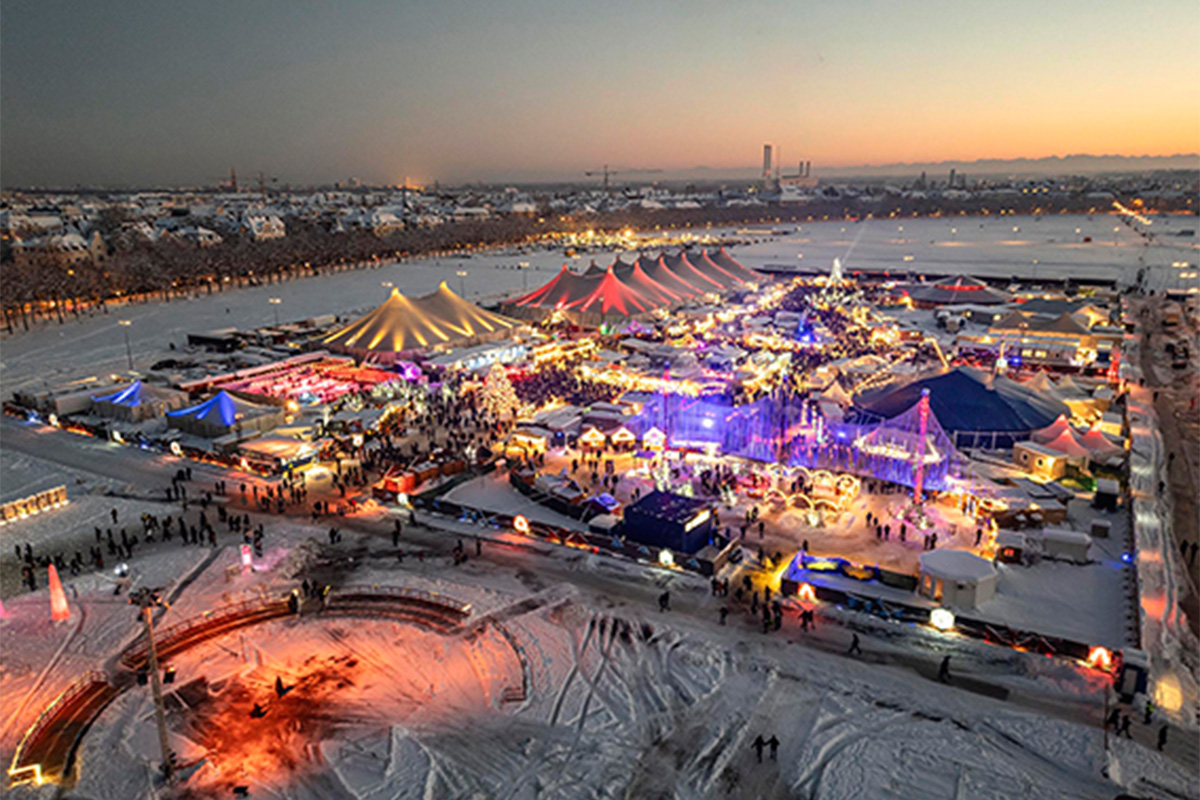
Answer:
323, 283, 521, 353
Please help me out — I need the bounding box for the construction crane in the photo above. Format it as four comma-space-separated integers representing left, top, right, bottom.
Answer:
584, 165, 663, 194
257, 171, 279, 202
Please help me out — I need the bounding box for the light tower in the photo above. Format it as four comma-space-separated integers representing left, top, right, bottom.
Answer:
130, 587, 175, 782
912, 389, 931, 506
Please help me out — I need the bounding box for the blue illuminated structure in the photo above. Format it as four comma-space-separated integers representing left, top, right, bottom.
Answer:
92, 380, 146, 407
630, 386, 970, 492
167, 391, 240, 427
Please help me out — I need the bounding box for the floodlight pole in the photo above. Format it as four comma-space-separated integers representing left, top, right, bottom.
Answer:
913, 388, 930, 506
119, 319, 133, 370
131, 588, 173, 782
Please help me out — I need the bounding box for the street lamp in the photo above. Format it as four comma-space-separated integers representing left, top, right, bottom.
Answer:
118, 319, 133, 370
129, 587, 174, 782
269, 297, 282, 326
456, 269, 468, 297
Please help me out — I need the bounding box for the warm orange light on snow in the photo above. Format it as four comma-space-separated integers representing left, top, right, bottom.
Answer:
1085, 646, 1113, 671
1154, 674, 1183, 713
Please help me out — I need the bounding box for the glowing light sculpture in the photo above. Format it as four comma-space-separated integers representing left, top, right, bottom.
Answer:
913, 388, 930, 505
48, 564, 70, 622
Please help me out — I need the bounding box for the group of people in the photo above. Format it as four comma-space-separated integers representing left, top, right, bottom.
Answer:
1106, 700, 1171, 751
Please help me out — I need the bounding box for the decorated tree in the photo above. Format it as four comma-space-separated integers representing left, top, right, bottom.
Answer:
480, 363, 520, 420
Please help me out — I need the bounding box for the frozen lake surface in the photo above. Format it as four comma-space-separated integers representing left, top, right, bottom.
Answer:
1, 213, 1194, 398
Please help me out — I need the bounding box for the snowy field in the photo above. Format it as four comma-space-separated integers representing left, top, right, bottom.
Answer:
1, 213, 1198, 797
1, 214, 1195, 400
732, 212, 1196, 286
2, 509, 1196, 800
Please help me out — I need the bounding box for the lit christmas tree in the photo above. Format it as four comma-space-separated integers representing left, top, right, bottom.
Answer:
480, 363, 520, 420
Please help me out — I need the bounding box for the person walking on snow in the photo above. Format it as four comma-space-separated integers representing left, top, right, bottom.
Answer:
767, 735, 779, 760
1157, 724, 1168, 751
1117, 714, 1133, 738
938, 656, 952, 684
658, 591, 670, 612
848, 634, 862, 656
752, 735, 765, 763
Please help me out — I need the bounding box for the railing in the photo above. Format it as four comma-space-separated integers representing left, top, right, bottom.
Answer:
8, 670, 109, 786
328, 584, 471, 616
120, 596, 290, 668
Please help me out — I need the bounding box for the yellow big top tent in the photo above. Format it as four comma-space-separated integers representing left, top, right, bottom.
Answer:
323, 283, 522, 356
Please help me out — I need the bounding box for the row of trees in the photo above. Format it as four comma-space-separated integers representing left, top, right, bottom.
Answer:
3, 189, 1177, 334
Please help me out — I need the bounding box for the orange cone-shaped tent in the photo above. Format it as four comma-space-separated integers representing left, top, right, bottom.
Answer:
48, 564, 70, 622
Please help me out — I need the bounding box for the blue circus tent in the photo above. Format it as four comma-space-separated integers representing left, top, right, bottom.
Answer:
92, 380, 146, 407
91, 380, 187, 421
168, 391, 240, 426
854, 367, 1068, 449
166, 390, 280, 438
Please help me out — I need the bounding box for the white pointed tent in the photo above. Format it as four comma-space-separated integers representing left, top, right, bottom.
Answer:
1040, 427, 1092, 459
1025, 372, 1062, 398
1078, 425, 1122, 457
323, 284, 522, 357
1031, 414, 1072, 444
820, 381, 853, 408
1054, 375, 1087, 398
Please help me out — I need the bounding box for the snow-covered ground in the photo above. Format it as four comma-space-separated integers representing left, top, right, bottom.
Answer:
2, 510, 1196, 799
1, 213, 1198, 797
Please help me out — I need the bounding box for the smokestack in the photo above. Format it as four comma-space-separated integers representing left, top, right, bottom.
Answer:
762, 144, 773, 180
806, 161, 812, 177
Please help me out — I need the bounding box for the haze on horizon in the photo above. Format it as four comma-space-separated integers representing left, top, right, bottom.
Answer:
2, 0, 1197, 188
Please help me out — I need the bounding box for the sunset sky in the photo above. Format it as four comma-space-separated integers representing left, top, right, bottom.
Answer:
2, 0, 1197, 186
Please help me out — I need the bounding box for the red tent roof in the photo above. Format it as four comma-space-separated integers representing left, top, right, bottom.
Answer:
708, 247, 760, 282
685, 250, 743, 288
577, 266, 657, 316
644, 255, 704, 299
663, 251, 728, 291
523, 267, 601, 309
627, 260, 681, 305
512, 264, 570, 306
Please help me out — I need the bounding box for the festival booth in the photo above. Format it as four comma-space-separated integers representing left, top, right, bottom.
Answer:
90, 380, 188, 422
236, 435, 318, 472
507, 427, 551, 460
166, 391, 284, 440
622, 490, 714, 554
1013, 440, 1070, 480
918, 550, 997, 610
578, 426, 607, 450
1034, 528, 1092, 563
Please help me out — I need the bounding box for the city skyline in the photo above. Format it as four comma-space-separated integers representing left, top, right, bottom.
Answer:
3, 0, 1198, 187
